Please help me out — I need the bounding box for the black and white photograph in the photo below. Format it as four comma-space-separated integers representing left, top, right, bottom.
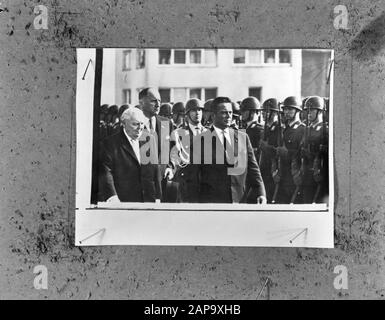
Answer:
76, 48, 334, 247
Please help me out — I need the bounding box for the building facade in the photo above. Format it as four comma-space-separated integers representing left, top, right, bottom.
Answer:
101, 48, 330, 107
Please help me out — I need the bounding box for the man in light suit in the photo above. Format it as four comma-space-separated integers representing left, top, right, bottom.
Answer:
193, 97, 267, 204
138, 87, 176, 201
170, 98, 207, 202
99, 107, 161, 202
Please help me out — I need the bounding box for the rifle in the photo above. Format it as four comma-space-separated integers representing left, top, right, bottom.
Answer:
312, 101, 328, 203
290, 106, 309, 204
234, 114, 241, 129
257, 109, 269, 166
271, 105, 283, 204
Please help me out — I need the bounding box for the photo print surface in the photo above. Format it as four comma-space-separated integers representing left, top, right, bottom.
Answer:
75, 48, 334, 248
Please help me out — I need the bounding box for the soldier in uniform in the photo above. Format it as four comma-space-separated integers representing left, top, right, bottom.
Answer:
107, 105, 120, 136
301, 96, 329, 203
231, 101, 241, 129
99, 104, 109, 141
170, 98, 206, 202
159, 103, 173, 119
259, 98, 281, 203
172, 102, 186, 129
203, 99, 214, 128
240, 97, 265, 165
277, 96, 305, 204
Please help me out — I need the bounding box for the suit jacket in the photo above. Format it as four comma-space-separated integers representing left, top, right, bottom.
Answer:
99, 128, 162, 202
153, 115, 177, 202
193, 127, 266, 203
153, 115, 174, 164
170, 124, 207, 202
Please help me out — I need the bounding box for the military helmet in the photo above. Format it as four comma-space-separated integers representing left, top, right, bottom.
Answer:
108, 104, 119, 115
262, 98, 280, 112
204, 99, 214, 112
304, 96, 325, 110
159, 103, 172, 117
281, 96, 302, 111
118, 104, 130, 118
231, 101, 241, 115
172, 102, 185, 115
302, 97, 309, 109
185, 98, 204, 113
100, 104, 109, 115
240, 96, 261, 112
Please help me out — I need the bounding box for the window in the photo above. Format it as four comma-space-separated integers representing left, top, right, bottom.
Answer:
279, 49, 291, 64
136, 49, 145, 69
264, 50, 276, 63
204, 49, 217, 65
249, 87, 262, 101
189, 50, 201, 64
122, 50, 131, 70
159, 49, 171, 64
173, 88, 187, 102
159, 88, 218, 102
189, 88, 201, 99
204, 88, 217, 100
249, 49, 262, 64
157, 49, 217, 65
174, 50, 186, 64
122, 89, 131, 104
233, 49, 291, 65
234, 49, 246, 63
159, 88, 171, 102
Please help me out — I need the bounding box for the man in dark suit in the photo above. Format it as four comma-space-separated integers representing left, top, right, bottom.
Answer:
138, 87, 176, 201
192, 97, 267, 204
99, 107, 161, 202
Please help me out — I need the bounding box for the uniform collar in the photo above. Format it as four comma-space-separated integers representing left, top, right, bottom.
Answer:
188, 122, 203, 132
145, 116, 156, 131
287, 119, 302, 128
123, 128, 139, 143
310, 120, 322, 128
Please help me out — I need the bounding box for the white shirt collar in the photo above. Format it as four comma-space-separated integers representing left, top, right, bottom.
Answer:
188, 122, 202, 134
213, 125, 231, 145
123, 128, 133, 142
123, 128, 140, 162
145, 116, 156, 131
213, 125, 229, 133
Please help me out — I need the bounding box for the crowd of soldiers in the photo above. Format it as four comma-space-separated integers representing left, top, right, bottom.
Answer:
98, 90, 329, 205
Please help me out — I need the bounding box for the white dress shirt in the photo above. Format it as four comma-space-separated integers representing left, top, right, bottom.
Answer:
188, 123, 203, 136
123, 129, 141, 163
145, 116, 156, 133
213, 125, 232, 146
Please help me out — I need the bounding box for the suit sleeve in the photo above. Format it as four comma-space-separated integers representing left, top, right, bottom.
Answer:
99, 138, 118, 200
169, 128, 182, 167
154, 163, 162, 201
246, 135, 266, 198
167, 121, 177, 171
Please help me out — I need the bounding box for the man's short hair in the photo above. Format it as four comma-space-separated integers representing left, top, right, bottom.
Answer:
138, 88, 150, 100
120, 106, 146, 123
139, 87, 159, 101
211, 97, 232, 114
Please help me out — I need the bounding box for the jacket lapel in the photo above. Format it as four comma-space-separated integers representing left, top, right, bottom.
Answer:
120, 129, 140, 165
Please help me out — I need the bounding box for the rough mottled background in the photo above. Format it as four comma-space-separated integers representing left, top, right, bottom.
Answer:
0, 0, 384, 299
